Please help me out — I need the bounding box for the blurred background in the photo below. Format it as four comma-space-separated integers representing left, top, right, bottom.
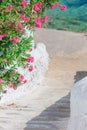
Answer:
45, 0, 87, 32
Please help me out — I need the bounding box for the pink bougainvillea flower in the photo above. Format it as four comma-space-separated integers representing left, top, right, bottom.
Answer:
0, 35, 3, 40
33, 4, 40, 11
16, 22, 23, 27
20, 14, 25, 20
29, 48, 33, 52
42, 15, 48, 22
9, 83, 14, 88
2, 33, 7, 38
12, 37, 19, 44
0, 79, 4, 83
10, 37, 19, 44
35, 17, 42, 28
20, 0, 27, 7
23, 79, 27, 84
9, 37, 13, 41
49, 4, 55, 9
16, 22, 24, 30
18, 75, 25, 82
0, 33, 7, 40
9, 83, 17, 90
13, 86, 17, 90
29, 65, 34, 72
60, 5, 67, 10
35, 22, 42, 28
23, 65, 27, 69
33, 2, 43, 11
21, 27, 25, 30
54, 3, 59, 8
17, 9, 22, 13
20, 14, 30, 23
2, 59, 7, 63
49, 3, 59, 9
5, 5, 12, 11
24, 17, 30, 23
37, 2, 43, 7
26, 56, 34, 63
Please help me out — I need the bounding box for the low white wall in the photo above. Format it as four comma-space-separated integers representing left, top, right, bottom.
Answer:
0, 43, 49, 106
68, 77, 87, 130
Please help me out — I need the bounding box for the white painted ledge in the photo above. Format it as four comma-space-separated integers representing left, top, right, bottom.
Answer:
0, 43, 49, 106
68, 77, 87, 130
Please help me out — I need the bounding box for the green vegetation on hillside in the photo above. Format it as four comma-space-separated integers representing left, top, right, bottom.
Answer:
46, 1, 87, 32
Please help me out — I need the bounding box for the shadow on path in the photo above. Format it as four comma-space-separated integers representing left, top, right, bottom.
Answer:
24, 71, 87, 130
24, 93, 70, 130
74, 71, 87, 83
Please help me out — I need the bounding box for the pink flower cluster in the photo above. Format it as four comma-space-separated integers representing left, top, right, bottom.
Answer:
8, 75, 27, 90
33, 2, 43, 11
0, 79, 4, 83
60, 5, 67, 10
23, 65, 34, 72
0, 33, 7, 40
26, 56, 34, 63
29, 65, 34, 72
20, 0, 27, 7
49, 3, 67, 11
2, 59, 7, 63
16, 22, 24, 30
20, 14, 30, 23
5, 5, 12, 11
25, 56, 34, 72
18, 75, 27, 83
35, 15, 48, 28
9, 37, 19, 44
35, 17, 42, 28
9, 83, 17, 90
49, 3, 59, 9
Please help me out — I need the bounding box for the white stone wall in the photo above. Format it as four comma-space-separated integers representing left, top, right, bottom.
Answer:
68, 77, 87, 130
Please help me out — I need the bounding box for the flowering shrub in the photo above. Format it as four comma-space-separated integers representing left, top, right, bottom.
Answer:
0, 0, 66, 93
